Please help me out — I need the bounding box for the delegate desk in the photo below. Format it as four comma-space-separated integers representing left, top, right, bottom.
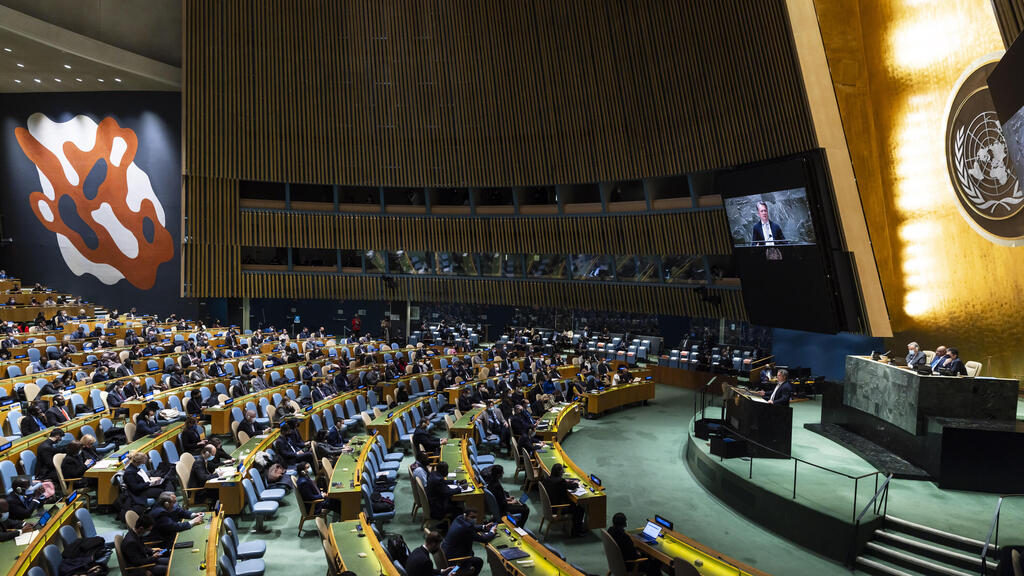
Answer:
535, 403, 580, 443
631, 518, 771, 576
0, 305, 95, 323
327, 513, 401, 576
326, 434, 374, 520
0, 498, 83, 576
534, 443, 606, 529
86, 422, 185, 505
206, 430, 279, 514
167, 507, 221, 576
723, 385, 792, 458
366, 394, 436, 448
440, 438, 485, 512
293, 389, 365, 440
0, 411, 107, 463
484, 516, 585, 576
449, 406, 485, 439
580, 378, 655, 416
843, 355, 1018, 435
206, 382, 296, 435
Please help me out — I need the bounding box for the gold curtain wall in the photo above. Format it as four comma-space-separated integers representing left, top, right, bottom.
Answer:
813, 0, 1024, 379
236, 210, 732, 255
183, 0, 816, 186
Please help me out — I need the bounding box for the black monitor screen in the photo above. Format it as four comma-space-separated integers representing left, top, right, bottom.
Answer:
724, 188, 817, 247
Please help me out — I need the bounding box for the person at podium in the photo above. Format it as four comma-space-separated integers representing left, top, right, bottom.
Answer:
762, 368, 792, 405
752, 201, 785, 246
904, 342, 926, 369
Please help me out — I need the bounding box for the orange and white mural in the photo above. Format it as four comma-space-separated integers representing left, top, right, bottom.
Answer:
14, 113, 174, 290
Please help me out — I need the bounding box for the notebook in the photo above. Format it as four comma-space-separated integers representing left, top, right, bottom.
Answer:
638, 521, 662, 544
500, 548, 530, 561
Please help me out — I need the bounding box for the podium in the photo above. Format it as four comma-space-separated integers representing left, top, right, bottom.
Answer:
723, 386, 792, 458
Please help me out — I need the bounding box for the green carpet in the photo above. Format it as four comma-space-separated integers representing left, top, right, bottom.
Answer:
92, 385, 1024, 576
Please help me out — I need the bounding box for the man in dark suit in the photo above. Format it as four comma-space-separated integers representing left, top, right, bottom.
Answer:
936, 347, 968, 376
905, 342, 926, 369
295, 462, 339, 515
5, 477, 43, 520
440, 508, 495, 576
413, 420, 446, 462
36, 428, 67, 482
44, 395, 74, 426
607, 513, 663, 576
763, 368, 793, 406
148, 492, 203, 547
751, 201, 785, 245
425, 461, 461, 522
18, 405, 47, 435
406, 531, 454, 576
122, 515, 169, 575
238, 410, 266, 438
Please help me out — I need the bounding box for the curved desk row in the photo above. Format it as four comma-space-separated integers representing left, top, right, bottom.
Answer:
631, 517, 770, 576
86, 422, 186, 505
327, 513, 401, 576
441, 437, 485, 512
205, 430, 281, 514
536, 402, 581, 443
449, 405, 486, 439
207, 383, 299, 435
326, 434, 374, 520
485, 516, 586, 576
167, 506, 222, 575
0, 410, 108, 463
0, 497, 84, 576
292, 388, 367, 440
580, 378, 655, 416
533, 442, 606, 529
366, 392, 439, 448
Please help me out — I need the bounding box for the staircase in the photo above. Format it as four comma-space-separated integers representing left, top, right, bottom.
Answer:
855, 516, 1000, 576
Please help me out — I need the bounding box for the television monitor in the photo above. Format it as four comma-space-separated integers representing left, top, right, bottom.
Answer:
724, 188, 817, 248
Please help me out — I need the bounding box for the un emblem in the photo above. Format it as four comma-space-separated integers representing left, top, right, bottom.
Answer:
945, 53, 1024, 245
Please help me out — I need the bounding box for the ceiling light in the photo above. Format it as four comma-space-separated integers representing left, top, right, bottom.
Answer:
54, 78, 61, 83
114, 78, 121, 83
63, 64, 71, 69
14, 79, 21, 84
33, 78, 40, 83
97, 78, 104, 82
3, 48, 11, 52
16, 63, 23, 68
75, 78, 82, 82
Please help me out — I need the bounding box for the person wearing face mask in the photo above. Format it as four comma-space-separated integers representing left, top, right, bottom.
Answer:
148, 492, 203, 548
207, 360, 226, 378
18, 404, 47, 435
44, 394, 75, 426
0, 499, 27, 542
295, 461, 339, 516
188, 445, 219, 506
122, 514, 170, 575
36, 428, 68, 482
179, 416, 207, 455
5, 477, 42, 520
123, 453, 174, 509
136, 408, 163, 437
60, 441, 97, 490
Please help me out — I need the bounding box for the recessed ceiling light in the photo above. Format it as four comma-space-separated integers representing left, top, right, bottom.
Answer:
16, 63, 24, 68
114, 78, 122, 83
97, 78, 104, 82
75, 78, 82, 82
54, 78, 61, 83
3, 48, 11, 53
64, 64, 71, 69
33, 78, 40, 83
14, 79, 21, 83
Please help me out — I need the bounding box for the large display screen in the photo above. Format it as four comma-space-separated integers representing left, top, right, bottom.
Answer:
723, 187, 817, 247
717, 152, 862, 334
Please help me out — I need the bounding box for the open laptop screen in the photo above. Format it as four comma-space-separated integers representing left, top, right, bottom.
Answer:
642, 521, 662, 540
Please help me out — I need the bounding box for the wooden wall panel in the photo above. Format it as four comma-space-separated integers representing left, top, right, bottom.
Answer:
992, 0, 1024, 47
183, 0, 816, 186
230, 273, 746, 319
236, 209, 732, 255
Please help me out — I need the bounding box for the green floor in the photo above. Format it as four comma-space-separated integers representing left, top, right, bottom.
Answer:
91, 387, 1024, 576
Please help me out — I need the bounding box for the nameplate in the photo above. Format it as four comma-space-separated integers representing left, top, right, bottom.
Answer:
0, 441, 11, 452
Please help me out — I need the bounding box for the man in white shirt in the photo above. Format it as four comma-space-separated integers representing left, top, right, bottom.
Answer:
763, 368, 793, 405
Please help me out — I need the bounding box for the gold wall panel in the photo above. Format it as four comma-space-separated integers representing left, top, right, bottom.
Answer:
238, 209, 732, 256
183, 0, 816, 186
814, 0, 1024, 379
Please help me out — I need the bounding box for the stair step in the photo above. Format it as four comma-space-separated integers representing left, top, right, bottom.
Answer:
874, 530, 985, 570
865, 542, 974, 576
855, 555, 926, 576
885, 516, 995, 556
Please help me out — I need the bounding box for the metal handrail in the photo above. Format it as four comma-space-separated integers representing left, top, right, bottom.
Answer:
856, 474, 894, 524
980, 493, 1024, 575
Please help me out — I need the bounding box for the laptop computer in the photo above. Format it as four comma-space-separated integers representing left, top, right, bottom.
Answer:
637, 520, 662, 545
499, 548, 530, 561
